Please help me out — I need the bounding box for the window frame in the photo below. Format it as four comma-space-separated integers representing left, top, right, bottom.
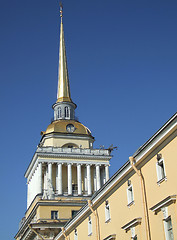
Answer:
74, 229, 78, 240
163, 216, 174, 240
156, 157, 167, 184
58, 107, 61, 119
51, 210, 58, 220
88, 216, 92, 236
131, 227, 137, 239
65, 106, 70, 119
127, 185, 134, 206
105, 200, 111, 223
72, 210, 78, 218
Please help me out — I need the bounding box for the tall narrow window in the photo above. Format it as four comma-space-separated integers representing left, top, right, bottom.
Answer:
88, 216, 92, 236
131, 227, 137, 240
156, 154, 166, 183
74, 229, 78, 240
58, 107, 61, 119
51, 211, 58, 219
65, 106, 70, 118
127, 185, 134, 206
105, 200, 111, 222
164, 217, 174, 240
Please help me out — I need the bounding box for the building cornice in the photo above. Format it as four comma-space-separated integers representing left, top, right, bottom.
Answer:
25, 147, 112, 179
133, 112, 177, 162
40, 131, 95, 143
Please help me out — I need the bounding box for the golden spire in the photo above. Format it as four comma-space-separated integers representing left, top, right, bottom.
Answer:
56, 2, 72, 103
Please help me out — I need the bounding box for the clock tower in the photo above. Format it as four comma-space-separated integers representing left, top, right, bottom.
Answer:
15, 5, 112, 240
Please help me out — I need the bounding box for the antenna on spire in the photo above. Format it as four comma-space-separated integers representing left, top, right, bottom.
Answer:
59, 1, 63, 18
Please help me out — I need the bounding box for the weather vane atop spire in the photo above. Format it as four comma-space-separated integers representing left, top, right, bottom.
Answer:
59, 2, 63, 19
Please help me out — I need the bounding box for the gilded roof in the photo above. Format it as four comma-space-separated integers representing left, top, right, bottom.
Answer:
43, 120, 92, 136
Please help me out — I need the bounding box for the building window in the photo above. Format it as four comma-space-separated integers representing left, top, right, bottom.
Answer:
72, 210, 78, 218
68, 145, 74, 148
65, 106, 70, 118
156, 154, 166, 183
127, 185, 134, 206
88, 216, 92, 236
131, 227, 137, 239
58, 107, 61, 118
105, 200, 111, 222
164, 216, 174, 240
74, 229, 78, 240
51, 211, 58, 219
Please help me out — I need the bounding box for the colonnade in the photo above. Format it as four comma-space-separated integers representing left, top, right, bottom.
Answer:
47, 162, 109, 196
27, 162, 109, 207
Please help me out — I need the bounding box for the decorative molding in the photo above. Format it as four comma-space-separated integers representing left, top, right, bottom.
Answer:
25, 147, 111, 179
103, 234, 116, 240
121, 218, 142, 232
150, 195, 176, 213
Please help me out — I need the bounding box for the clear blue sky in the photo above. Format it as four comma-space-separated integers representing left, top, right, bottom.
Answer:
0, 0, 177, 238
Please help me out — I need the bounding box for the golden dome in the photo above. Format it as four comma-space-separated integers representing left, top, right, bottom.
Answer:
43, 120, 92, 136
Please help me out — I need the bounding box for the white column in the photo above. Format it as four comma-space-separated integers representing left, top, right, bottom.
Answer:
37, 162, 43, 194
84, 166, 88, 192
87, 165, 92, 196
96, 165, 101, 190
43, 168, 48, 199
105, 165, 109, 182
77, 164, 82, 195
68, 163, 72, 195
57, 163, 62, 195
48, 162, 53, 186
93, 167, 97, 192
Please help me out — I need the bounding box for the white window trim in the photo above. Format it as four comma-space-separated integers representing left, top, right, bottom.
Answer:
88, 216, 92, 236
130, 227, 137, 239
74, 229, 78, 240
156, 158, 167, 184
127, 185, 134, 206
58, 107, 61, 119
105, 201, 111, 223
65, 106, 70, 119
163, 216, 174, 240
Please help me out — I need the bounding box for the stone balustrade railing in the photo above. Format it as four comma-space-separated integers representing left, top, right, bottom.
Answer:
37, 147, 110, 156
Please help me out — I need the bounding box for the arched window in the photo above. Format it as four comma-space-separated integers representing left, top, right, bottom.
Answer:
58, 107, 61, 119
65, 106, 70, 118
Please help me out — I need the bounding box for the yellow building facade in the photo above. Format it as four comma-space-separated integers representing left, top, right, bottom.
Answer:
55, 113, 177, 240
15, 5, 177, 240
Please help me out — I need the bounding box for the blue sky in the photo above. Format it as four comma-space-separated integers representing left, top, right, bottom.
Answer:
0, 0, 177, 238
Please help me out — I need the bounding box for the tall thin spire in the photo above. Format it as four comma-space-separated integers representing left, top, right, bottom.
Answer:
57, 3, 72, 103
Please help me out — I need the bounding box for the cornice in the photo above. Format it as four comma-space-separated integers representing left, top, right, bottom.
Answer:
40, 131, 95, 143
134, 113, 177, 162
25, 147, 112, 179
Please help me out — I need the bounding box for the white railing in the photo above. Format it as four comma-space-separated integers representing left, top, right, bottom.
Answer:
37, 147, 110, 156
